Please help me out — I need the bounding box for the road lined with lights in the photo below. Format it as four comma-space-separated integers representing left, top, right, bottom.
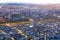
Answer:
0, 29, 15, 40
0, 18, 60, 40
0, 23, 31, 40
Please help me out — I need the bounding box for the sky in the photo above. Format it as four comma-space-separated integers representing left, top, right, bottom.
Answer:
0, 0, 60, 4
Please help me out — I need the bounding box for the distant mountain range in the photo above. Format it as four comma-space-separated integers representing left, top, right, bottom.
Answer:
0, 3, 60, 9
0, 3, 37, 6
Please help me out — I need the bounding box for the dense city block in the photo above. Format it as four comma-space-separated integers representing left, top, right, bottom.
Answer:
0, 3, 60, 40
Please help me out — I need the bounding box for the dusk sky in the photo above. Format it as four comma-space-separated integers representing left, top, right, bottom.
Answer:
0, 0, 60, 4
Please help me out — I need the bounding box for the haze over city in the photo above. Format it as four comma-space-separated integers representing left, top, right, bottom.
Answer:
0, 0, 60, 4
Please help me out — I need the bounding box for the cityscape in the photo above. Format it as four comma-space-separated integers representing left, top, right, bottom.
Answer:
0, 3, 60, 40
